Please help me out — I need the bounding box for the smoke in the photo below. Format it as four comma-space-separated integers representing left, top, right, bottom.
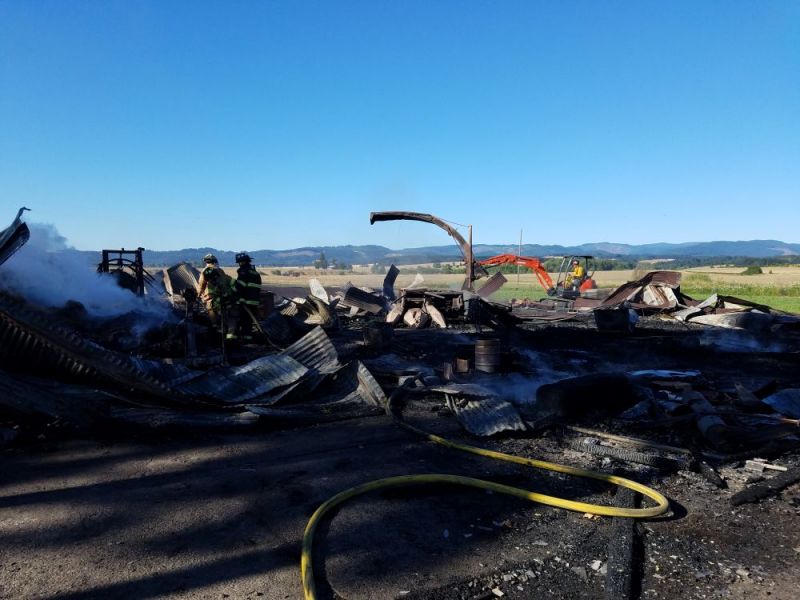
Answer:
483, 349, 577, 408
0, 222, 169, 320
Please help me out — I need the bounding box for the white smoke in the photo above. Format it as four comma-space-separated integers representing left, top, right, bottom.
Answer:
0, 222, 169, 319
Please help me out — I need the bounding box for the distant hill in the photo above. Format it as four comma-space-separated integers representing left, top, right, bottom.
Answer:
72, 239, 800, 267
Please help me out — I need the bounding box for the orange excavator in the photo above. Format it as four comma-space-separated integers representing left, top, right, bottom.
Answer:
478, 254, 597, 299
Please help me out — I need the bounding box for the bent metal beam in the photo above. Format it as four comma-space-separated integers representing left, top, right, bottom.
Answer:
369, 211, 488, 288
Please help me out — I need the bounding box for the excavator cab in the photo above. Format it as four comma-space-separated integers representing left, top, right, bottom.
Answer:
554, 255, 597, 299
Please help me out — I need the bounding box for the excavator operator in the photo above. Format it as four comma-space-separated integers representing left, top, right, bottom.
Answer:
565, 259, 585, 291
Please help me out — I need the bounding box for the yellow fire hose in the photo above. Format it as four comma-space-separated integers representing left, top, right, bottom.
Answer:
301, 417, 670, 600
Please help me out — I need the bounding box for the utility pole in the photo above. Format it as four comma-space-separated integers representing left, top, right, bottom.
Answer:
467, 224, 474, 289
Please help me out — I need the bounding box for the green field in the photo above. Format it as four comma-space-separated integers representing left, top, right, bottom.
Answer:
483, 273, 800, 314
681, 272, 800, 313
255, 266, 800, 315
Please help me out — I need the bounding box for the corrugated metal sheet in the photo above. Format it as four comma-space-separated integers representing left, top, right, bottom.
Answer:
0, 368, 111, 427
445, 395, 527, 436
244, 360, 387, 421
600, 271, 683, 309
342, 286, 385, 314
162, 263, 200, 296
128, 358, 206, 387
279, 301, 300, 317
111, 407, 259, 429
326, 360, 388, 408
0, 292, 182, 401
176, 353, 308, 404
354, 361, 388, 407
300, 295, 335, 327
428, 383, 496, 397
226, 354, 309, 402
283, 326, 340, 374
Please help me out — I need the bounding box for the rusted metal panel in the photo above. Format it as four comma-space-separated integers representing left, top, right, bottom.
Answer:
476, 272, 507, 299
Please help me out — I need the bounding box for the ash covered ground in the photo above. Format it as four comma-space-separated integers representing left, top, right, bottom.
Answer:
2, 314, 799, 600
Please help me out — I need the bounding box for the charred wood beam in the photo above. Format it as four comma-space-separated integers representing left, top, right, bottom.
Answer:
605, 487, 641, 600
730, 466, 800, 506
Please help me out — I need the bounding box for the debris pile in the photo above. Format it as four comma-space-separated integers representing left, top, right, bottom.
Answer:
1, 207, 798, 516
598, 270, 800, 333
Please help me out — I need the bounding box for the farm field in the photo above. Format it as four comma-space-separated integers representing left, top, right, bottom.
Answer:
246, 265, 800, 314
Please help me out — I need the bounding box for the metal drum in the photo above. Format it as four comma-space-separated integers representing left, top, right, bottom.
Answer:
474, 337, 501, 373
455, 344, 473, 373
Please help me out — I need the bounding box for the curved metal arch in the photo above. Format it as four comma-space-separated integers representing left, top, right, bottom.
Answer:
369, 211, 487, 286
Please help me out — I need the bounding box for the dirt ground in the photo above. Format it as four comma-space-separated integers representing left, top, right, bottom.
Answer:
2, 322, 800, 600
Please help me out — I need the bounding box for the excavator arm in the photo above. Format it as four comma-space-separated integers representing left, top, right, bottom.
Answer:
478, 254, 556, 296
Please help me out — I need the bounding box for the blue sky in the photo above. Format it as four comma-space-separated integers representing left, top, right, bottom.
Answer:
1, 1, 798, 252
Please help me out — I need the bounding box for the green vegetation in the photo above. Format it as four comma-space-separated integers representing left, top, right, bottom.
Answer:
478, 271, 800, 314
681, 280, 800, 314
740, 265, 763, 275
313, 251, 329, 269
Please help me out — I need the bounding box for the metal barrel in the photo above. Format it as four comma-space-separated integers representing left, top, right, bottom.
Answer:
474, 337, 502, 373
455, 344, 473, 373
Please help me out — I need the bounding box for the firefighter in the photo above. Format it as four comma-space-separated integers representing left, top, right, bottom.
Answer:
196, 253, 234, 328
228, 252, 262, 341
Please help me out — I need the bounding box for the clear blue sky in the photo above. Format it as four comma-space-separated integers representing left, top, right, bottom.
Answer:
1, 1, 798, 251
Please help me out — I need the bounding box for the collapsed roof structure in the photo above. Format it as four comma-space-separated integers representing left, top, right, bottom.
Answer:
2, 207, 799, 600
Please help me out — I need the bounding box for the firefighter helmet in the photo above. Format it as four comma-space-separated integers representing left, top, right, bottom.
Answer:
203, 253, 218, 264
235, 252, 251, 264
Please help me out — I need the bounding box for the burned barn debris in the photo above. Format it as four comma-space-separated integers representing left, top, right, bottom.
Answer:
2, 208, 800, 600
97, 247, 154, 296
0, 207, 31, 267
1, 212, 797, 460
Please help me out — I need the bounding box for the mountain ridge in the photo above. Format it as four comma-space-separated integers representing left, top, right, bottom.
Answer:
72, 239, 800, 266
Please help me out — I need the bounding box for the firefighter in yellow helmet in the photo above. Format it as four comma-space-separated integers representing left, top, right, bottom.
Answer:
196, 253, 234, 328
